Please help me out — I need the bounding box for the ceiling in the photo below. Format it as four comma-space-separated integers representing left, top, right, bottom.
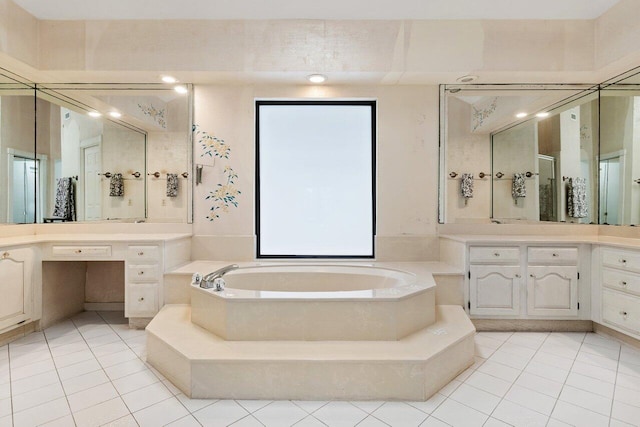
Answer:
13, 0, 621, 21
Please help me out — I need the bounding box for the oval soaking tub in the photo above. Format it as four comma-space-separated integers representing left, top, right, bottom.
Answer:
190, 264, 436, 341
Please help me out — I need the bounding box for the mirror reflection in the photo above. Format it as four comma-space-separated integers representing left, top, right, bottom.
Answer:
600, 74, 640, 226
440, 85, 599, 224
0, 76, 35, 224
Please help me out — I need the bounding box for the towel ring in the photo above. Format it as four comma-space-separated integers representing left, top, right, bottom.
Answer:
148, 172, 161, 178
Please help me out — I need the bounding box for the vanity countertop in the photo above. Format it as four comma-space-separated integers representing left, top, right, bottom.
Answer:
0, 233, 192, 248
440, 234, 640, 250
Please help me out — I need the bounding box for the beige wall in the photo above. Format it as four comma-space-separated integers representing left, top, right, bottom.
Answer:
193, 84, 438, 259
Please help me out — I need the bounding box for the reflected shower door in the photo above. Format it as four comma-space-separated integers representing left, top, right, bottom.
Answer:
600, 156, 622, 224
11, 157, 38, 224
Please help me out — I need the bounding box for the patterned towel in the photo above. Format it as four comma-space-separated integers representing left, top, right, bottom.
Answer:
110, 173, 124, 197
460, 174, 474, 199
512, 173, 527, 199
567, 177, 588, 218
52, 177, 76, 221
166, 173, 179, 197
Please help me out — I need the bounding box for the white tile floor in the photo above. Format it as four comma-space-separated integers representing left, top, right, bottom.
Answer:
1, 312, 639, 427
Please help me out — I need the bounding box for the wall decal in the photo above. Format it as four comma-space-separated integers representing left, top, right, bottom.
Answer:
137, 103, 167, 128
205, 166, 241, 220
471, 97, 498, 131
195, 125, 240, 221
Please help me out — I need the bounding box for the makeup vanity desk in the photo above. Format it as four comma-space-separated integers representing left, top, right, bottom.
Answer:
0, 232, 191, 338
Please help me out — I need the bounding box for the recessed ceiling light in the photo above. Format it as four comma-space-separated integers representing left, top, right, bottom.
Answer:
88, 111, 101, 118
536, 112, 550, 118
109, 111, 122, 118
307, 74, 327, 84
161, 75, 177, 84
174, 85, 188, 94
456, 75, 478, 83
516, 112, 527, 118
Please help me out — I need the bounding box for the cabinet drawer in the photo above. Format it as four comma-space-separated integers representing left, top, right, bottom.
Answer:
602, 268, 640, 297
469, 247, 520, 263
602, 248, 640, 273
51, 245, 111, 257
126, 283, 159, 317
127, 245, 160, 262
127, 264, 159, 282
603, 289, 640, 334
528, 247, 578, 264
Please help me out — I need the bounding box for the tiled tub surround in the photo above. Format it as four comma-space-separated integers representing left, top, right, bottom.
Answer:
3, 311, 640, 427
190, 264, 435, 341
153, 261, 475, 401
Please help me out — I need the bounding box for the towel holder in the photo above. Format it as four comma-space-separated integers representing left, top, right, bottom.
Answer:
98, 172, 112, 178
181, 172, 189, 178
525, 171, 538, 178
449, 172, 458, 178
148, 172, 161, 178
634, 178, 640, 184
132, 172, 141, 178
495, 172, 504, 179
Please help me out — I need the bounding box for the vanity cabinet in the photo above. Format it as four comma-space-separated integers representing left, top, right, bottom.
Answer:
468, 244, 580, 319
125, 245, 161, 318
0, 247, 33, 332
601, 247, 640, 337
469, 247, 521, 316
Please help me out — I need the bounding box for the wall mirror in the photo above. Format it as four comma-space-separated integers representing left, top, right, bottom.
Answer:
599, 68, 640, 226
439, 84, 599, 224
1, 81, 195, 226
0, 71, 36, 224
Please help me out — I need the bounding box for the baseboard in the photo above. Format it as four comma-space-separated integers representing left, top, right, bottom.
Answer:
472, 319, 594, 332
84, 303, 125, 311
0, 321, 38, 346
593, 322, 640, 350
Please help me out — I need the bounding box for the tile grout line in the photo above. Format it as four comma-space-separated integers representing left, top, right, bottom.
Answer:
42, 327, 79, 427
7, 342, 14, 427
607, 343, 622, 427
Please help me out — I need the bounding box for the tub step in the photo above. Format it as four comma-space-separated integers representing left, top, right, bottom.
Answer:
146, 304, 475, 401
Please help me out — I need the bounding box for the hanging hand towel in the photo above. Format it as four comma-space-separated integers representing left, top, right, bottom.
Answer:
166, 173, 179, 197
52, 177, 76, 221
110, 173, 124, 197
567, 177, 588, 218
512, 173, 527, 200
460, 173, 474, 199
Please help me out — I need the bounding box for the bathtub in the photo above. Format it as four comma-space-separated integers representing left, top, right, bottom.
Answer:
190, 264, 436, 341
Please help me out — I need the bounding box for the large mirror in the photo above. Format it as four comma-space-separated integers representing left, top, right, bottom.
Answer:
0, 71, 36, 224
0, 78, 193, 225
599, 69, 640, 226
440, 85, 599, 224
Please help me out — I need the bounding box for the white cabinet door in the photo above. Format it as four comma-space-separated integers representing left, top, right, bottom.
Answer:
527, 266, 578, 316
0, 248, 33, 331
470, 265, 521, 316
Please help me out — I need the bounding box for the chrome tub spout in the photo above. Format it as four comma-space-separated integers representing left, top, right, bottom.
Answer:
201, 264, 239, 291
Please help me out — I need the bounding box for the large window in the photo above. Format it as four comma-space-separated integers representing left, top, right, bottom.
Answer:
256, 100, 376, 258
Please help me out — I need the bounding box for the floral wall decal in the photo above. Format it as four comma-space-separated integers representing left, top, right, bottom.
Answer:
195, 124, 240, 221
138, 103, 167, 128
471, 97, 498, 132
205, 166, 241, 220
195, 125, 231, 159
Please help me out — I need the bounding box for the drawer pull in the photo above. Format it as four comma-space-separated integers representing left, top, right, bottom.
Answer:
138, 252, 144, 256
138, 271, 144, 275
622, 281, 628, 287
552, 253, 559, 257
1, 252, 9, 259
515, 274, 521, 278
494, 253, 501, 257
620, 259, 627, 264
138, 297, 145, 302
75, 249, 82, 254
530, 274, 536, 278
620, 311, 628, 319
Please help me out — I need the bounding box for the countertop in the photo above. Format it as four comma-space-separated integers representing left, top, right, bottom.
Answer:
440, 234, 640, 249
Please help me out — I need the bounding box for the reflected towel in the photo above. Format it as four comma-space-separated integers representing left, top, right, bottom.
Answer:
52, 177, 76, 221
166, 173, 179, 197
512, 173, 526, 199
460, 173, 474, 199
110, 173, 124, 197
567, 177, 588, 218
539, 183, 554, 221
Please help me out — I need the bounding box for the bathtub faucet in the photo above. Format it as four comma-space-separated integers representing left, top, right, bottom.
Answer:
201, 264, 239, 291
